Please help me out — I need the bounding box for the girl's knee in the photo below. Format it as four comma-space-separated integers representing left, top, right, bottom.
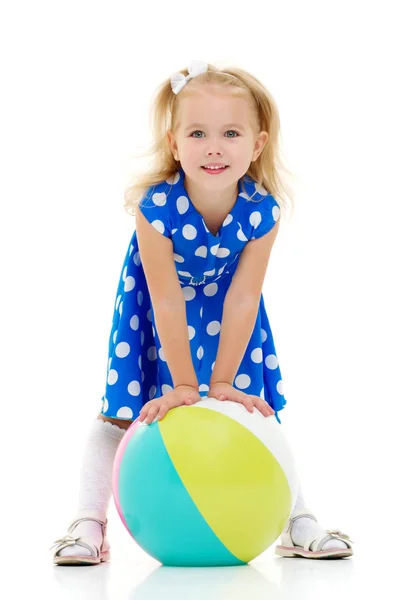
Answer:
97, 413, 133, 430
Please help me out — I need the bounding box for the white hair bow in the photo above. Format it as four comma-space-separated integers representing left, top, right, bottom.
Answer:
170, 60, 208, 95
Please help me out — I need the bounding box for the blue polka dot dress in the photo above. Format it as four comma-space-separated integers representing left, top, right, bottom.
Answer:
101, 166, 287, 424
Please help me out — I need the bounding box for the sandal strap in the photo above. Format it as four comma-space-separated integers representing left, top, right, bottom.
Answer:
49, 533, 100, 558
280, 507, 354, 551
49, 515, 108, 557
304, 529, 354, 552
282, 507, 317, 535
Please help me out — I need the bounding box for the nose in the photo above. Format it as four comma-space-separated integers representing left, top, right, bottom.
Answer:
205, 136, 224, 155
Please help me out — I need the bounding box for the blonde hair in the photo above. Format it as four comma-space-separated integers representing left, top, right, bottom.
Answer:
124, 63, 296, 221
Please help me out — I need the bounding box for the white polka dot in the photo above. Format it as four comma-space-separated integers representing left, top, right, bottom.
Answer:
115, 342, 130, 358
152, 192, 167, 206
115, 295, 122, 310
204, 283, 218, 297
147, 346, 157, 361
174, 253, 184, 263
211, 361, 215, 370
223, 214, 233, 227
152, 325, 156, 337
204, 269, 215, 276
200, 306, 203, 318
260, 387, 265, 400
218, 265, 226, 275
237, 229, 248, 242
133, 251, 141, 266
130, 315, 139, 330
159, 347, 166, 361
116, 406, 134, 419
129, 244, 133, 256
138, 355, 142, 369
122, 266, 127, 281
255, 183, 268, 196
195, 246, 208, 258
137, 291, 143, 306
251, 347, 263, 363
119, 301, 123, 316
102, 398, 109, 413
277, 380, 284, 394
149, 385, 157, 399
178, 270, 192, 277
272, 205, 280, 221
207, 321, 221, 336
161, 384, 173, 395
151, 220, 166, 235
188, 325, 196, 340
249, 211, 262, 229
183, 286, 196, 301
210, 244, 220, 255
265, 354, 279, 369
197, 346, 204, 359
261, 328, 267, 343
140, 331, 145, 345
107, 369, 118, 385
217, 247, 230, 258
199, 383, 209, 392
124, 276, 135, 292
177, 195, 189, 214
235, 373, 251, 389
108, 357, 112, 371
127, 381, 141, 396
183, 224, 197, 240
147, 309, 152, 322
166, 172, 180, 185
113, 330, 118, 343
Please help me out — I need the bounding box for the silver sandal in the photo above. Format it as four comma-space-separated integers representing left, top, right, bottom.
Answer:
50, 510, 111, 566
275, 507, 354, 559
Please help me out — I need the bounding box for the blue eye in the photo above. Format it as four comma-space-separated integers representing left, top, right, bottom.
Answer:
190, 130, 239, 138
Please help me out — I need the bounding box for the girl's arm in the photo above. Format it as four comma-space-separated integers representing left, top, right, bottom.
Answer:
210, 297, 259, 386
153, 299, 199, 390
136, 207, 198, 390
210, 221, 280, 386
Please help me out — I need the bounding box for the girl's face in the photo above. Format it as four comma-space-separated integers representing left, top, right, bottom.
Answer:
168, 86, 268, 190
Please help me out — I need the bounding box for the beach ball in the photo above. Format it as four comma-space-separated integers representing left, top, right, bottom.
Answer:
112, 398, 298, 567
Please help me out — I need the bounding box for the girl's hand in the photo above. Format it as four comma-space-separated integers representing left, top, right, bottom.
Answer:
207, 381, 275, 418
138, 385, 203, 424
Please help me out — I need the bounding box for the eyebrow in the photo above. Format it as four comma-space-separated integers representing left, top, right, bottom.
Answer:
184, 122, 246, 132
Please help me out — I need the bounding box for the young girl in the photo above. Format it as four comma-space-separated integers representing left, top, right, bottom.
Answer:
50, 60, 353, 565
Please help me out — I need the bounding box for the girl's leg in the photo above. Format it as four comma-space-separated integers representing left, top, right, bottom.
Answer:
57, 414, 132, 558
288, 479, 348, 552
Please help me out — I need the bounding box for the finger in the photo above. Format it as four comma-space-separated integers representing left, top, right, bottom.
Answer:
249, 396, 273, 417
138, 406, 149, 422
237, 394, 254, 412
259, 402, 274, 417
250, 397, 271, 417
157, 403, 170, 420
145, 406, 159, 424
230, 394, 254, 412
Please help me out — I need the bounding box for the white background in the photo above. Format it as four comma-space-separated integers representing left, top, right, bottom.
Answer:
1, 0, 399, 597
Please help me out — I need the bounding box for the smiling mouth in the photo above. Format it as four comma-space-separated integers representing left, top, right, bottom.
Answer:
201, 165, 229, 170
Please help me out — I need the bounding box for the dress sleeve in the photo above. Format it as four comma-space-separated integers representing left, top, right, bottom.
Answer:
137, 184, 172, 239
248, 194, 281, 240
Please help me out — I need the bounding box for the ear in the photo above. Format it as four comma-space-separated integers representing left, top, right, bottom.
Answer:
252, 131, 269, 161
167, 129, 179, 160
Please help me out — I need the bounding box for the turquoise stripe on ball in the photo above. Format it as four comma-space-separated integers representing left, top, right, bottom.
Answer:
118, 421, 246, 567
